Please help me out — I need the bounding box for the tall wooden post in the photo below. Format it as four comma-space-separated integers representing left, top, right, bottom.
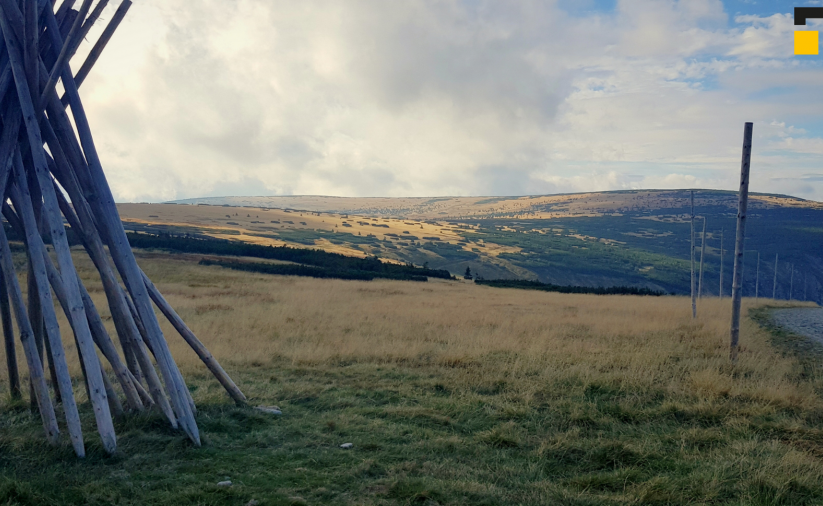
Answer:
698, 217, 707, 299
755, 251, 760, 301
719, 229, 724, 299
691, 191, 696, 318
0, 270, 19, 399
773, 254, 778, 299
790, 264, 794, 300
730, 122, 753, 364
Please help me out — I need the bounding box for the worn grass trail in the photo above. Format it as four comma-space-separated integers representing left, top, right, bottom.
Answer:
0, 251, 821, 505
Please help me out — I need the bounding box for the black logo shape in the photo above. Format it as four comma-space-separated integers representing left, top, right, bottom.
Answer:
795, 7, 823, 25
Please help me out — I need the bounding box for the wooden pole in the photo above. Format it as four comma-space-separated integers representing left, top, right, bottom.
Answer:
8, 173, 86, 456
0, 220, 59, 443
0, 0, 242, 452
690, 190, 696, 317
0, 2, 110, 453
143, 272, 247, 405
71, 0, 130, 89
790, 264, 794, 300
0, 268, 19, 399
26, 262, 44, 410
719, 229, 723, 300
48, 167, 174, 422
41, 6, 198, 444
741, 252, 745, 297
71, 0, 110, 56
40, 0, 92, 108
773, 254, 778, 299
755, 251, 760, 301
27, 228, 144, 412
730, 122, 753, 364
698, 216, 707, 299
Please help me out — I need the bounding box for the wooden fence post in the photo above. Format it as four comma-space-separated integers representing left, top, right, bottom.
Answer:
691, 190, 696, 318
730, 122, 753, 363
773, 254, 778, 299
755, 251, 760, 301
790, 264, 794, 300
719, 229, 724, 299
698, 217, 707, 299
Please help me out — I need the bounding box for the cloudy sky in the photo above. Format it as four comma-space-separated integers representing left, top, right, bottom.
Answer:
74, 0, 823, 202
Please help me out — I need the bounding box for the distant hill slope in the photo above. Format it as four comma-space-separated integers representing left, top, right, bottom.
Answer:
116, 189, 823, 303
169, 190, 822, 220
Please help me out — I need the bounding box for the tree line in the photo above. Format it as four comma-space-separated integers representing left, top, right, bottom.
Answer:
126, 232, 453, 281
473, 279, 665, 296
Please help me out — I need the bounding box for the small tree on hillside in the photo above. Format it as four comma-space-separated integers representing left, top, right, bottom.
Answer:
464, 267, 472, 280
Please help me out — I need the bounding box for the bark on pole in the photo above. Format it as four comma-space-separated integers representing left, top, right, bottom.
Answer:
690, 191, 696, 318
773, 254, 779, 299
698, 217, 707, 299
730, 122, 753, 364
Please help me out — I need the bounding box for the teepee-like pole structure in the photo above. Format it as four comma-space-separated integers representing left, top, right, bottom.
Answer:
0, 0, 245, 457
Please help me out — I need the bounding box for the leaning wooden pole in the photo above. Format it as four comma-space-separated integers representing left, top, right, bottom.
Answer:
0, 221, 58, 443
143, 272, 247, 405
0, 268, 19, 399
0, 0, 245, 453
698, 216, 707, 299
690, 191, 696, 318
8, 170, 86, 456
730, 122, 753, 364
42, 4, 199, 442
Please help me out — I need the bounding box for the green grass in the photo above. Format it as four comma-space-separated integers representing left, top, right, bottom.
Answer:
3, 349, 823, 505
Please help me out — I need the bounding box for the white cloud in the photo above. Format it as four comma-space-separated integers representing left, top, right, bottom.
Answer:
72, 0, 823, 202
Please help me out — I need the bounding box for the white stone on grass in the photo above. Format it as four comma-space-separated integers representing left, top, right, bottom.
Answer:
255, 406, 282, 415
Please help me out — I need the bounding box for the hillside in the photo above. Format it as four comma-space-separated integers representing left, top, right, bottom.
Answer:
115, 189, 823, 302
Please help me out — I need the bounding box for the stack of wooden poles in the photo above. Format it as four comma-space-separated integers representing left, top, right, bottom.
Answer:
0, 0, 246, 457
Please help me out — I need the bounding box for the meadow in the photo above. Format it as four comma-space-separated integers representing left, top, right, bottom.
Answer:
0, 248, 821, 505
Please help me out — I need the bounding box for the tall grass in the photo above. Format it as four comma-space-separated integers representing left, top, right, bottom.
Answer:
131, 253, 818, 409
0, 249, 820, 505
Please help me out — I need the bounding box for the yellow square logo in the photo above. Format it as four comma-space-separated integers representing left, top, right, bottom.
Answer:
795, 30, 819, 55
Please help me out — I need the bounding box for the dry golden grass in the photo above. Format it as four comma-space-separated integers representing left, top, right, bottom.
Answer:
2, 250, 823, 505
0, 249, 817, 413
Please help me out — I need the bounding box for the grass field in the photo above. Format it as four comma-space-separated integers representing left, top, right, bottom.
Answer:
0, 249, 822, 505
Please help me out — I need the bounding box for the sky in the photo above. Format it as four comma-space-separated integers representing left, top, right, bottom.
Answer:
73, 0, 823, 202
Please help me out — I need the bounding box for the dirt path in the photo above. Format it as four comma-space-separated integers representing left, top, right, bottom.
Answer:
771, 308, 823, 342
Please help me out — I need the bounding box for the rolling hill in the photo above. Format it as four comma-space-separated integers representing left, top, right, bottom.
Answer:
114, 189, 823, 302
